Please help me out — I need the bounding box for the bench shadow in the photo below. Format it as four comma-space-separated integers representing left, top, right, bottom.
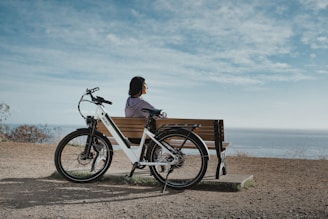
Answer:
0, 175, 182, 210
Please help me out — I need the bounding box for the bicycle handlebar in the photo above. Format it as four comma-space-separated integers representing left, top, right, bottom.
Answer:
84, 87, 112, 105
95, 96, 113, 105
78, 87, 112, 119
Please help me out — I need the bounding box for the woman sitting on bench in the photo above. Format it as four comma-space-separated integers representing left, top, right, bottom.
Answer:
125, 76, 166, 144
125, 76, 167, 118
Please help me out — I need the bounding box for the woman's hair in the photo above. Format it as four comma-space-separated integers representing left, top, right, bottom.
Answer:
129, 76, 145, 97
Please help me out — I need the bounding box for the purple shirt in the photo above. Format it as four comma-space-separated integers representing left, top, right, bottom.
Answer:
125, 97, 155, 118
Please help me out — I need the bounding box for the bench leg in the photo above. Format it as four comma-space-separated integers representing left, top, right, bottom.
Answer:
215, 150, 227, 179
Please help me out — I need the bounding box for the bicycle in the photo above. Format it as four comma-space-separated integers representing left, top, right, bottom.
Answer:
54, 87, 209, 191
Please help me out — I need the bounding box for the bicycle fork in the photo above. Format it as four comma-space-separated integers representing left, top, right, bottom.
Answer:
82, 119, 100, 172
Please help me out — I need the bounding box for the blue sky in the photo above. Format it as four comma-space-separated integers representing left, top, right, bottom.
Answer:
1, 0, 328, 130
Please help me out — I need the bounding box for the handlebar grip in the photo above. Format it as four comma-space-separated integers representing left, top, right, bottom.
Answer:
104, 100, 113, 105
96, 96, 112, 105
86, 87, 99, 94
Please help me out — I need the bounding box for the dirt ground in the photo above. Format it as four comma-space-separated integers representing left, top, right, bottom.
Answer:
0, 142, 328, 218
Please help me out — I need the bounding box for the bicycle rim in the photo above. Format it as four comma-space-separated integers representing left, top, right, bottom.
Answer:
148, 129, 208, 189
54, 129, 113, 182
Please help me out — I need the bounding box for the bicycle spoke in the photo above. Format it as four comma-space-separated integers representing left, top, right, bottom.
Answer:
54, 129, 113, 182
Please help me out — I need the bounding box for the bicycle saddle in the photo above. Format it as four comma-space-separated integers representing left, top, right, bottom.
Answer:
142, 108, 162, 117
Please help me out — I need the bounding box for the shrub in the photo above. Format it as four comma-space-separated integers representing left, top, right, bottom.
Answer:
7, 124, 53, 143
0, 103, 11, 141
0, 103, 10, 124
1, 103, 57, 143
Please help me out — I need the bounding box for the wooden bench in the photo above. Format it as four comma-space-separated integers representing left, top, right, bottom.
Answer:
97, 117, 230, 179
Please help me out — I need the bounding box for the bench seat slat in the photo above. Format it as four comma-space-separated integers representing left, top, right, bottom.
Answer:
98, 117, 147, 138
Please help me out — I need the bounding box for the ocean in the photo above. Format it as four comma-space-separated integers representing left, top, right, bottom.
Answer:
5, 124, 328, 160
225, 128, 328, 160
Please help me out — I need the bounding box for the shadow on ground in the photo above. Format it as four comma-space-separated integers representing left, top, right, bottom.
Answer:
0, 176, 181, 210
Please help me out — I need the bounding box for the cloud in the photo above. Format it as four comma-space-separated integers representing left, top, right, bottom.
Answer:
1, 0, 320, 89
300, 0, 328, 11
1, 0, 328, 128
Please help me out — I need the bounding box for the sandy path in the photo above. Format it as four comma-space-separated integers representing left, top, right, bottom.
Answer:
1, 142, 328, 218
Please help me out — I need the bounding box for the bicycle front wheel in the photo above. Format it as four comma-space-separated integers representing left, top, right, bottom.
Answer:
148, 128, 208, 190
54, 129, 113, 183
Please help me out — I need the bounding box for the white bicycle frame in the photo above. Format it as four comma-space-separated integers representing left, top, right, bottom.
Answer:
94, 105, 178, 166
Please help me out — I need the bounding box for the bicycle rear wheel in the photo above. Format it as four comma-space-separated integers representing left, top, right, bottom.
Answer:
148, 128, 208, 189
54, 129, 113, 182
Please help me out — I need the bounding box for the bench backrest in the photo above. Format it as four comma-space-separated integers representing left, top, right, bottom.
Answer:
97, 117, 224, 142
155, 118, 224, 141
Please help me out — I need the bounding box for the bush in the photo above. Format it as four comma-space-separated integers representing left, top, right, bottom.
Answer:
1, 103, 58, 143
7, 124, 53, 143
0, 103, 10, 124
0, 103, 10, 141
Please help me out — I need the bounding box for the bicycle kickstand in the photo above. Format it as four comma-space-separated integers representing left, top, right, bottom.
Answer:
162, 167, 174, 193
125, 162, 138, 181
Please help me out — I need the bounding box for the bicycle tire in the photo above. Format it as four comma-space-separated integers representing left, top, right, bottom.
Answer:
54, 128, 113, 183
147, 128, 208, 189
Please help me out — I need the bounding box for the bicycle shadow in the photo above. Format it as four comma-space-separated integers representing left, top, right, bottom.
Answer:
0, 175, 182, 209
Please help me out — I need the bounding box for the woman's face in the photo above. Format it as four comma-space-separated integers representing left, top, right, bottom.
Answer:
142, 81, 148, 95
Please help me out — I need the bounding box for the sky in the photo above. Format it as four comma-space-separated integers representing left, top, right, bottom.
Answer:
1, 0, 328, 130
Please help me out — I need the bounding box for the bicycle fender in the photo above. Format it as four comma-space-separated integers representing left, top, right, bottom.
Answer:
189, 130, 210, 160
76, 128, 90, 132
